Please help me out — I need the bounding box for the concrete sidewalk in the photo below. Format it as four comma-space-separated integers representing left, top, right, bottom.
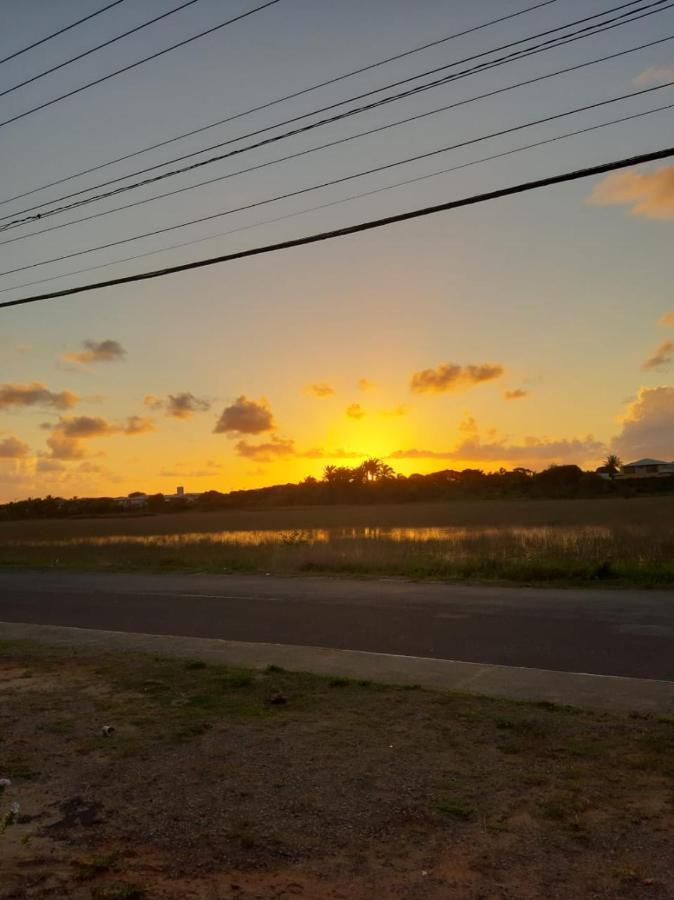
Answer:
2, 620, 674, 714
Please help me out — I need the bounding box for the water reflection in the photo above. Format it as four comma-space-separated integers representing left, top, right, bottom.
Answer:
6, 524, 613, 548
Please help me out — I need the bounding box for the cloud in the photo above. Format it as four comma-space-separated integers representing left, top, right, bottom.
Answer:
143, 394, 163, 410
410, 362, 504, 394
588, 165, 674, 220
390, 434, 603, 464
123, 416, 154, 435
43, 414, 153, 459
300, 447, 365, 460
504, 388, 530, 400
346, 403, 366, 419
160, 461, 223, 478
380, 405, 409, 417
166, 393, 210, 419
633, 65, 674, 86
145, 392, 211, 418
0, 436, 30, 459
357, 378, 376, 392
612, 386, 674, 460
234, 436, 296, 462
658, 311, 674, 327
214, 396, 274, 435
36, 459, 66, 473
305, 383, 335, 398
63, 339, 125, 365
642, 340, 674, 372
0, 382, 78, 411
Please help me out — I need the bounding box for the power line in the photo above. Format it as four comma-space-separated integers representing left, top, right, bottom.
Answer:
2, 78, 672, 269
5, 28, 672, 240
0, 0, 563, 207
0, 0, 205, 100
0, 0, 660, 215
2, 146, 672, 310
0, 0, 283, 131
3, 99, 670, 298
0, 0, 130, 66
4, 0, 669, 231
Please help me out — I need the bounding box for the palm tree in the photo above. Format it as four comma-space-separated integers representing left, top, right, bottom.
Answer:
323, 465, 337, 483
360, 457, 382, 482
603, 454, 622, 479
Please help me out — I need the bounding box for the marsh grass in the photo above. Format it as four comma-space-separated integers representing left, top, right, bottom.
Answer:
2, 498, 674, 586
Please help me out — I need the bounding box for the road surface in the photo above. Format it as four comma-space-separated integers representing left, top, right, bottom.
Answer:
0, 570, 672, 680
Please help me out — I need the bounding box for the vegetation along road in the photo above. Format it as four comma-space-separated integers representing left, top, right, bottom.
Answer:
1, 571, 673, 681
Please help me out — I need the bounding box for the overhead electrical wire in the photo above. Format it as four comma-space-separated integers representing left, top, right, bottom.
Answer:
4, 0, 671, 232
0, 0, 283, 131
2, 98, 671, 299
0, 0, 564, 206
0, 0, 205, 100
3, 27, 673, 242
0, 0, 130, 66
2, 145, 673, 309
2, 78, 672, 270
0, 0, 662, 213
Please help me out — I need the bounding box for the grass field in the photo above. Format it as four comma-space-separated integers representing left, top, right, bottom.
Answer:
1, 497, 674, 587
1, 641, 673, 899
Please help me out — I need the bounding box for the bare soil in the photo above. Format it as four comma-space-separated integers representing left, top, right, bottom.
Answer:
1, 641, 673, 899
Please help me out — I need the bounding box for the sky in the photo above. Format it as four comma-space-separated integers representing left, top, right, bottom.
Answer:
0, 0, 673, 501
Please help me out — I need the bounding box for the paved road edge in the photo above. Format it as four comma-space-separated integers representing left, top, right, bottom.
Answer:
2, 620, 673, 714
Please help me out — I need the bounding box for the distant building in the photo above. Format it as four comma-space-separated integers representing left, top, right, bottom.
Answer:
621, 458, 674, 477
176, 486, 184, 497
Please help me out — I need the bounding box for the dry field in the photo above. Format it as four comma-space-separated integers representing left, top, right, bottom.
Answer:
1, 640, 673, 899
1, 497, 674, 586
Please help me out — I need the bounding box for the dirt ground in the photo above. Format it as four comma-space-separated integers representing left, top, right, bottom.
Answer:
1, 641, 673, 899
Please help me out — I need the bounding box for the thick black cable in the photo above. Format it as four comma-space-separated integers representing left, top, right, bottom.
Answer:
0, 0, 130, 66
0, 0, 283, 131
2, 146, 673, 309
0, 0, 659, 211
0, 0, 205, 100
3, 99, 670, 298
4, 29, 673, 243
4, 1, 670, 230
0, 0, 563, 206
2, 79, 672, 269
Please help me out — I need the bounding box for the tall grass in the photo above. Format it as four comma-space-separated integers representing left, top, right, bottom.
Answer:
2, 522, 674, 586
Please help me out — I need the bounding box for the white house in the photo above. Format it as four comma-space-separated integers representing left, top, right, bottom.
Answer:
621, 458, 674, 477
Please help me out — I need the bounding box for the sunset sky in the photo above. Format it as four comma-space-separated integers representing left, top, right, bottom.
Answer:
0, 0, 673, 501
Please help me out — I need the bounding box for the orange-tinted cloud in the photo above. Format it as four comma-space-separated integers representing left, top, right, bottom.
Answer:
658, 311, 674, 327
633, 65, 674, 86
346, 403, 366, 419
642, 340, 674, 371
588, 165, 674, 219
305, 383, 335, 398
0, 436, 29, 458
504, 388, 529, 400
390, 434, 603, 464
357, 378, 376, 392
44, 415, 153, 459
0, 382, 78, 411
234, 436, 296, 462
410, 362, 504, 394
214, 396, 274, 435
612, 386, 674, 460
166, 393, 210, 419
380, 405, 409, 417
63, 339, 125, 365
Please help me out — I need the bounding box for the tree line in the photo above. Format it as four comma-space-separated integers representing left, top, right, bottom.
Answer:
1, 458, 673, 520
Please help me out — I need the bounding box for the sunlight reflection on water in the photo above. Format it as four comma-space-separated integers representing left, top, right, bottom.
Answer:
7, 524, 614, 548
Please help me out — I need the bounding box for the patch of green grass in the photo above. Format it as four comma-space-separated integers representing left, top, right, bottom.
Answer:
91, 881, 146, 899
540, 791, 587, 822
265, 665, 285, 673
73, 853, 117, 880
184, 659, 207, 670
39, 719, 76, 735
436, 798, 474, 821
328, 677, 350, 688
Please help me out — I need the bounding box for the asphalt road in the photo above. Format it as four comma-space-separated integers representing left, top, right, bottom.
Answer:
0, 570, 672, 680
